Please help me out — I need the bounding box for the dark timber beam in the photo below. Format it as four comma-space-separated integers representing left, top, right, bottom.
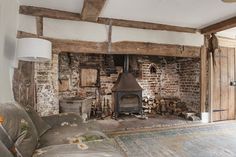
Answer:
20, 5, 81, 21
19, 5, 198, 33
36, 16, 43, 36
17, 31, 200, 57
17, 31, 107, 53
81, 0, 107, 22
201, 16, 236, 34
107, 20, 112, 53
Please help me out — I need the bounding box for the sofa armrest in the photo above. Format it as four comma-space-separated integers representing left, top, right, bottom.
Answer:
42, 113, 82, 128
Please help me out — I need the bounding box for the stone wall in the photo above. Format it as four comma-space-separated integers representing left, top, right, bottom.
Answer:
13, 56, 60, 116
58, 53, 121, 108
34, 54, 59, 116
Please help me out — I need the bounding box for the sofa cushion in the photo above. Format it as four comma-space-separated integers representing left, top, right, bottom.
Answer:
0, 102, 38, 157
0, 103, 22, 143
0, 123, 24, 157
42, 113, 83, 128
34, 140, 124, 157
0, 140, 14, 157
39, 124, 102, 148
24, 105, 51, 137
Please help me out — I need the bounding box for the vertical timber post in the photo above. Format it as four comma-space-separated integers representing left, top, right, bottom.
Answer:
200, 46, 207, 113
208, 53, 213, 123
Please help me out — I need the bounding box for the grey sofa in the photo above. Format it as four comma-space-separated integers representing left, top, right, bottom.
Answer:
0, 102, 124, 157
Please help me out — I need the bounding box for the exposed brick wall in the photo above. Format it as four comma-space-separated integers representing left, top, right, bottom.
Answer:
136, 56, 162, 97
179, 58, 200, 112
159, 58, 180, 98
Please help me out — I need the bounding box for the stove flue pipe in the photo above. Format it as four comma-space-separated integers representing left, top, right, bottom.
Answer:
124, 55, 129, 73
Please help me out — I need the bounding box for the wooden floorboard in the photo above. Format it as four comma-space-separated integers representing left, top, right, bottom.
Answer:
113, 121, 236, 157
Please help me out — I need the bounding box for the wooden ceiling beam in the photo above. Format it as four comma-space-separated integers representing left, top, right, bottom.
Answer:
81, 0, 107, 22
17, 31, 200, 58
97, 18, 197, 33
20, 5, 81, 21
19, 5, 198, 33
201, 16, 236, 34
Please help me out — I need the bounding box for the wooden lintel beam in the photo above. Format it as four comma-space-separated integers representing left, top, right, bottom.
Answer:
201, 16, 236, 34
17, 31, 107, 53
19, 5, 198, 33
81, 0, 107, 22
36, 16, 43, 36
17, 31, 200, 57
111, 41, 200, 57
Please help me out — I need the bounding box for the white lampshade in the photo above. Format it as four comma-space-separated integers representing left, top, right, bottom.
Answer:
17, 38, 52, 62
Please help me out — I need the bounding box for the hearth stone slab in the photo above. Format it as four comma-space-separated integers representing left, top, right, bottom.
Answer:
92, 115, 200, 134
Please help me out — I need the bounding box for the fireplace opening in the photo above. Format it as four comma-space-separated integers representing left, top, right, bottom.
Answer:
57, 53, 200, 121
120, 94, 139, 108
113, 55, 125, 66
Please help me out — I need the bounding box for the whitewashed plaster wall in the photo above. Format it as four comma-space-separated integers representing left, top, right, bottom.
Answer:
217, 27, 236, 39
18, 15, 204, 46
112, 26, 203, 46
0, 0, 19, 103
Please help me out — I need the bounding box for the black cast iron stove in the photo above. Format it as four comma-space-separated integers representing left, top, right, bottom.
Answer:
112, 55, 142, 118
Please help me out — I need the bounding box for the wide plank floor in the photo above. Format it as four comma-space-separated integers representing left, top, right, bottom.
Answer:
114, 122, 236, 157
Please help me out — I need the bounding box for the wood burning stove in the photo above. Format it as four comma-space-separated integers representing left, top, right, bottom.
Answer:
112, 55, 142, 118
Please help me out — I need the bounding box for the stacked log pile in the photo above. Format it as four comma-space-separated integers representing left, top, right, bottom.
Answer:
142, 97, 157, 114
142, 97, 200, 121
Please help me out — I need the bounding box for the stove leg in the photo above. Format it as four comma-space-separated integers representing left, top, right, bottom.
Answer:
140, 110, 144, 116
112, 112, 119, 120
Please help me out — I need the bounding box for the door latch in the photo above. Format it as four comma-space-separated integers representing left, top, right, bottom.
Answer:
230, 81, 236, 86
